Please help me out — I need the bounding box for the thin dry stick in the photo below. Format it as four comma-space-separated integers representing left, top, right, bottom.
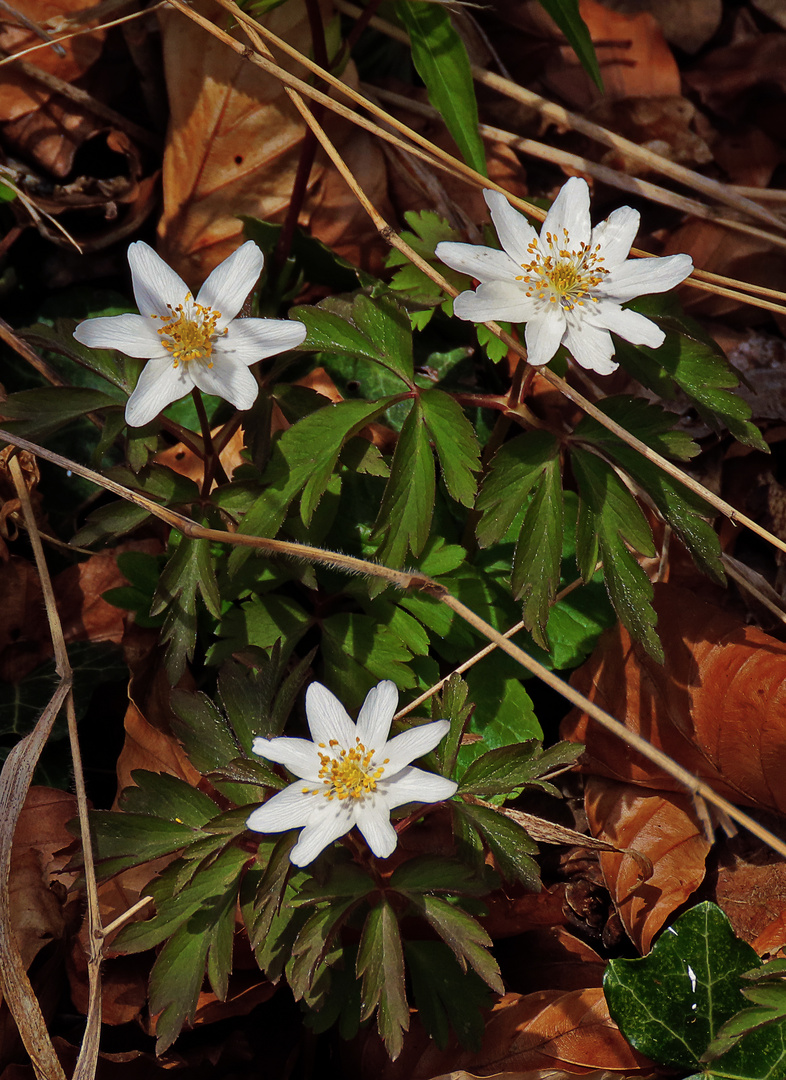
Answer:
3, 440, 786, 864
7, 456, 104, 1080
369, 85, 786, 255
172, 0, 786, 318
335, 0, 786, 235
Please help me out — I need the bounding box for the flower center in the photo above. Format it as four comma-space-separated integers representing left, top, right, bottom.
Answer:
312, 738, 388, 801
154, 294, 225, 366
516, 229, 608, 311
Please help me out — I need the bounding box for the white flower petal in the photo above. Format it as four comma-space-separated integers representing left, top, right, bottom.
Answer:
590, 205, 639, 270
563, 317, 618, 374
483, 190, 540, 265
381, 720, 451, 774
525, 310, 566, 366
541, 177, 591, 251
73, 314, 164, 358
196, 241, 266, 325
356, 680, 398, 751
220, 317, 307, 367
246, 780, 322, 832
379, 766, 458, 810
589, 301, 665, 348
125, 356, 192, 426
435, 241, 523, 284
305, 682, 357, 749
453, 282, 538, 324
190, 357, 259, 411
251, 736, 322, 780
597, 252, 693, 303
289, 801, 355, 866
356, 804, 398, 859
127, 241, 189, 317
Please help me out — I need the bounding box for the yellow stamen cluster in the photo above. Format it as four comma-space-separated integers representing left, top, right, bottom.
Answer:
515, 227, 608, 311
304, 738, 389, 801
154, 293, 225, 367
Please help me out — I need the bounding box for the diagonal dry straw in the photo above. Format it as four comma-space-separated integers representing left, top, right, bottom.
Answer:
0, 454, 104, 1080
2, 427, 786, 865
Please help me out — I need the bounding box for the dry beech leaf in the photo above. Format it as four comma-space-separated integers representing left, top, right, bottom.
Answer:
561, 583, 786, 815
0, 0, 105, 123
8, 787, 79, 969
540, 0, 680, 108
114, 699, 202, 801
584, 777, 711, 953
712, 845, 786, 949
157, 0, 325, 283
408, 988, 655, 1078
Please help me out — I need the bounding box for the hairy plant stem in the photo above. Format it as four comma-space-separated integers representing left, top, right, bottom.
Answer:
191, 388, 228, 497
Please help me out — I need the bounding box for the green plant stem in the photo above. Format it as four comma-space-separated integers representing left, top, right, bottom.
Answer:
190, 388, 228, 496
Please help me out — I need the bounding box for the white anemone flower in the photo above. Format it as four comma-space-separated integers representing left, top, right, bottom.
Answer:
246, 680, 458, 867
73, 240, 307, 427
435, 177, 693, 375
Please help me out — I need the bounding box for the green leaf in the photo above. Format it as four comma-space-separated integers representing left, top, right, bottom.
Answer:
616, 305, 767, 451
475, 431, 561, 547
24, 320, 142, 395
151, 535, 222, 681
321, 612, 416, 710
291, 294, 414, 386
458, 741, 581, 797
605, 901, 767, 1074
407, 894, 503, 994
229, 397, 390, 572
396, 0, 487, 177
512, 450, 564, 648
385, 210, 466, 324
1, 387, 119, 439
454, 801, 541, 890
357, 900, 409, 1060
406, 940, 490, 1051
420, 389, 479, 506
571, 446, 662, 661
119, 770, 219, 826
373, 399, 435, 566
87, 812, 208, 877
574, 397, 724, 584
390, 855, 491, 897
70, 500, 151, 547
539, 0, 603, 89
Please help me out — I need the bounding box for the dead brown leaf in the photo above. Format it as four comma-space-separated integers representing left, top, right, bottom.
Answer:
584, 778, 711, 953
561, 583, 786, 815
156, 0, 325, 284
115, 699, 202, 800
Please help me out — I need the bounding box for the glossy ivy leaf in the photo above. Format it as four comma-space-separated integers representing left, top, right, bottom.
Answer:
704, 961, 786, 1061
396, 0, 487, 177
420, 389, 480, 507
1, 386, 119, 439
150, 535, 222, 682
539, 0, 602, 89
606, 902, 786, 1079
357, 900, 409, 1060
571, 446, 662, 662
574, 397, 724, 584
406, 940, 490, 1051
291, 293, 414, 386
228, 397, 391, 574
617, 300, 767, 451
373, 398, 435, 567
454, 800, 541, 890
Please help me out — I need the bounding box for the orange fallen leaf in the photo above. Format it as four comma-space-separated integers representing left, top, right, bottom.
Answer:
584, 777, 711, 953
561, 583, 786, 815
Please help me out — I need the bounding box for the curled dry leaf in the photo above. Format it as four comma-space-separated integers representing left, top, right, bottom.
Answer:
8, 787, 79, 969
409, 988, 655, 1078
114, 699, 202, 804
584, 777, 711, 953
0, 0, 105, 123
561, 582, 786, 815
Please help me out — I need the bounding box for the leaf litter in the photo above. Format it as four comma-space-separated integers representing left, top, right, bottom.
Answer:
2, 0, 786, 1077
